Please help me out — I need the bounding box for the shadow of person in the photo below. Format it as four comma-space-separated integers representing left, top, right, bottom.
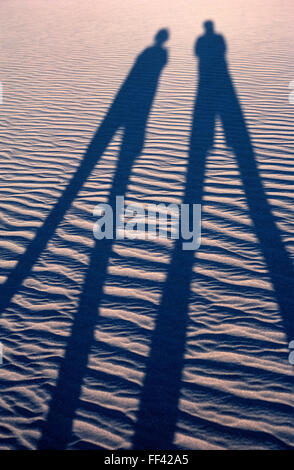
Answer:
0, 30, 169, 318
10, 28, 169, 449
132, 21, 294, 450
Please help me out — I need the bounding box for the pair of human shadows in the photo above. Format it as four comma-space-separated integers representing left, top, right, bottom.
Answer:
132, 21, 294, 450
1, 29, 168, 449
0, 22, 292, 450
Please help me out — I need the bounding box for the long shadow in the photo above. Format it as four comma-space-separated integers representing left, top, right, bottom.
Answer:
0, 30, 169, 448
36, 29, 169, 449
0, 30, 168, 317
132, 21, 294, 449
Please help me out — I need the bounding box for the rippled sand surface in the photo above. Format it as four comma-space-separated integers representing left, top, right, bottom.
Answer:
0, 0, 294, 450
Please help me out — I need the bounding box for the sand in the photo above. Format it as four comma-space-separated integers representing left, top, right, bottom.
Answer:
0, 0, 293, 450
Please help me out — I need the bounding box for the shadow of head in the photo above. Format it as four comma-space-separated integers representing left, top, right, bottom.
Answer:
203, 19, 215, 35
154, 28, 169, 46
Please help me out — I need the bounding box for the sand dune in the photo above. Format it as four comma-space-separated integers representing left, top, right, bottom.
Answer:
0, 0, 293, 450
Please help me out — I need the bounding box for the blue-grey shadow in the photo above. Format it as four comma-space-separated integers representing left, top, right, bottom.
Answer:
132, 21, 294, 450
2, 29, 168, 449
